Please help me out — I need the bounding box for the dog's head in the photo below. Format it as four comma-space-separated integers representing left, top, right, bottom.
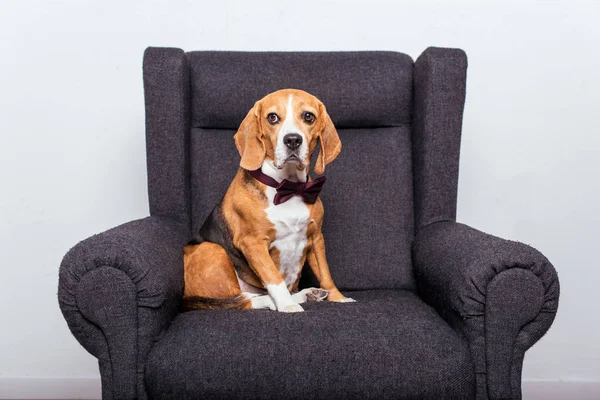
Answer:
234, 89, 341, 175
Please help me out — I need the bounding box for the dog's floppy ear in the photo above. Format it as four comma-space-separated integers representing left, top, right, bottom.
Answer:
314, 103, 341, 175
234, 101, 265, 171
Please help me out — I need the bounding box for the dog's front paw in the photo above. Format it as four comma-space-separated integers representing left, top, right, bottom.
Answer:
327, 290, 356, 303
281, 303, 304, 313
336, 297, 356, 303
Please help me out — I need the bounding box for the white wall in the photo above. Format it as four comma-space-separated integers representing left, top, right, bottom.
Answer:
1, 0, 598, 397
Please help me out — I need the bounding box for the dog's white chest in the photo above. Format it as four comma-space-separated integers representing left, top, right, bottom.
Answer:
264, 187, 310, 286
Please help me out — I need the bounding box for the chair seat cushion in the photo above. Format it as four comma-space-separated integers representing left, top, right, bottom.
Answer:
145, 290, 475, 399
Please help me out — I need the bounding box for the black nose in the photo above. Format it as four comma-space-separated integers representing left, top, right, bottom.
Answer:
283, 133, 303, 150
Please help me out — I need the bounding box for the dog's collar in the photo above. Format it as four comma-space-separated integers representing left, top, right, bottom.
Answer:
248, 168, 326, 205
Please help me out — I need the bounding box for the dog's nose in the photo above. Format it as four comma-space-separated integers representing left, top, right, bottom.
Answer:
283, 133, 303, 150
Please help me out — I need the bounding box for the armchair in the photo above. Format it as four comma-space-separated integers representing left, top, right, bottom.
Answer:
58, 47, 559, 399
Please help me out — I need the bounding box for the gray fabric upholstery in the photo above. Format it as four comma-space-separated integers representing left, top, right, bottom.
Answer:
58, 217, 190, 399
145, 290, 475, 399
57, 47, 560, 400
317, 127, 414, 290
77, 267, 138, 399
189, 128, 238, 231
413, 221, 559, 400
144, 47, 192, 229
191, 127, 415, 290
412, 47, 467, 233
188, 51, 413, 129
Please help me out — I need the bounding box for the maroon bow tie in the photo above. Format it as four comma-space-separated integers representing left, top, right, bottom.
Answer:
248, 169, 326, 205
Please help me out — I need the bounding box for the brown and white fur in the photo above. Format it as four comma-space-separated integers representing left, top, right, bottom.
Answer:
182, 89, 354, 312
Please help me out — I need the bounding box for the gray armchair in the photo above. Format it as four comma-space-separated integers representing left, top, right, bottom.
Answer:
58, 47, 559, 399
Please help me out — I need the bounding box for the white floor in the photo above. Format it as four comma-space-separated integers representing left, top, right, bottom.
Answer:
523, 381, 600, 400
0, 378, 100, 400
1, 378, 599, 399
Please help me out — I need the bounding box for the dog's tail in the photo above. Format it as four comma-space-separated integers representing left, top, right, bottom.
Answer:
180, 294, 251, 311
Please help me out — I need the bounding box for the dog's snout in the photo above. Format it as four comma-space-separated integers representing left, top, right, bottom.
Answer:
283, 133, 302, 150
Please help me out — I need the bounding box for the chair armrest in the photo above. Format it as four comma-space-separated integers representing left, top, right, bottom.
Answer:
413, 221, 559, 400
58, 216, 189, 400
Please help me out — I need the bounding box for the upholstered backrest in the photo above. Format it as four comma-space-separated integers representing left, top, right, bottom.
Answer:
187, 51, 415, 290
188, 52, 412, 129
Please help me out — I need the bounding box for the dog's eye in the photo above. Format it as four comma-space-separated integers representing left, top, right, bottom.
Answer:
303, 112, 316, 125
267, 113, 279, 125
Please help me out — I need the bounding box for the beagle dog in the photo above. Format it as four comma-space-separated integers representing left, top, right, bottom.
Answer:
182, 89, 354, 312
